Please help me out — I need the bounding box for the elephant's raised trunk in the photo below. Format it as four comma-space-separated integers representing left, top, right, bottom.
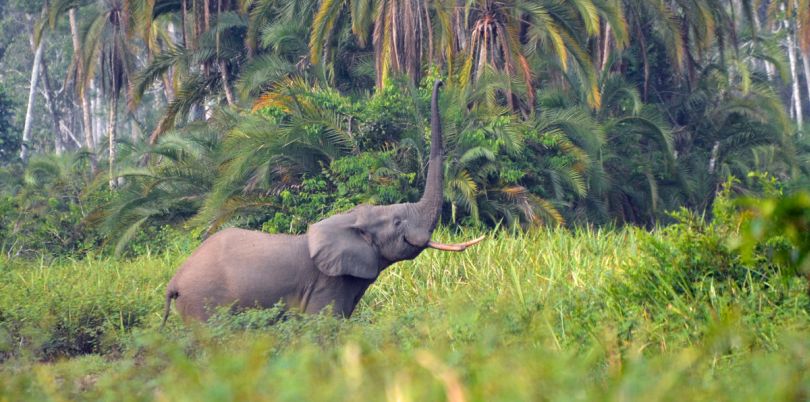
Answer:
417, 80, 444, 231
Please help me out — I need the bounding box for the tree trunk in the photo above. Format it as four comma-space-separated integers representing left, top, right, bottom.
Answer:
92, 81, 103, 146
181, 0, 188, 48
20, 28, 44, 163
108, 34, 121, 189
423, 0, 433, 63
219, 60, 235, 105
787, 21, 803, 130
601, 22, 612, 72
634, 20, 650, 101
201, 0, 212, 117
802, 49, 810, 114
752, 7, 776, 80
204, 0, 211, 31
40, 54, 64, 155
61, 120, 83, 148
70, 8, 96, 172
708, 141, 720, 174
108, 93, 118, 189
130, 115, 139, 142
164, 22, 177, 101
215, 0, 234, 106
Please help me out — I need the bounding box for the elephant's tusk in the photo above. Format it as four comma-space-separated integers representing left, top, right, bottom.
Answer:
426, 235, 485, 251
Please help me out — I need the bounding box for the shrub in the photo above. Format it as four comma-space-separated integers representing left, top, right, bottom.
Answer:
0, 252, 180, 360
737, 190, 810, 277
606, 182, 810, 347
0, 154, 106, 259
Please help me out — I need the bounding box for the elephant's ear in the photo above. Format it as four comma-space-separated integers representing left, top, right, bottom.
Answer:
307, 212, 379, 279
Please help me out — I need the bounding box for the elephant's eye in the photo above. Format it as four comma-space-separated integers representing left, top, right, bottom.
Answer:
355, 227, 372, 242
393, 218, 402, 227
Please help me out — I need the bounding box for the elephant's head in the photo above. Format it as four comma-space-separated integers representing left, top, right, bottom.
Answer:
307, 80, 484, 279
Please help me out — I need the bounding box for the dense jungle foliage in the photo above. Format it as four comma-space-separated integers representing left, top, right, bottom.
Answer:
0, 0, 808, 258
1, 0, 810, 400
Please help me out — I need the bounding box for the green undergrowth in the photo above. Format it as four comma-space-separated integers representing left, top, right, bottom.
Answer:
1, 222, 809, 400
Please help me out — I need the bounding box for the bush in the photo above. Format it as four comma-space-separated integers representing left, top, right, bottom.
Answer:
0, 85, 18, 165
737, 190, 810, 277
260, 152, 418, 234
606, 183, 810, 347
0, 251, 182, 360
0, 154, 106, 259
355, 79, 419, 150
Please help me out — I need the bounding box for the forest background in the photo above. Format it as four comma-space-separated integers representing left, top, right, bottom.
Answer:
0, 0, 808, 258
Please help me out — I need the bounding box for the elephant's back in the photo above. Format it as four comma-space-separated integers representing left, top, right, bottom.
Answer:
172, 228, 311, 315
180, 227, 297, 265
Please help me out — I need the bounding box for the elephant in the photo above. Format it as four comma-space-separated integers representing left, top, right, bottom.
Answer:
161, 80, 483, 326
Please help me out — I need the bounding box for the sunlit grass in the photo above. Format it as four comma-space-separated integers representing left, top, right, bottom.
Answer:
1, 227, 809, 400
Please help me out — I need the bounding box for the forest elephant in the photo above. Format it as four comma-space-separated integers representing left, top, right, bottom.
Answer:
161, 80, 483, 325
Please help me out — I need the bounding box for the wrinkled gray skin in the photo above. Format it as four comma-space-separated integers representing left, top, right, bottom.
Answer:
162, 81, 478, 325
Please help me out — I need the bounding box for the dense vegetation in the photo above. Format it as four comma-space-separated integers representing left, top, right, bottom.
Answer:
0, 0, 809, 258
1, 192, 810, 400
1, 0, 810, 400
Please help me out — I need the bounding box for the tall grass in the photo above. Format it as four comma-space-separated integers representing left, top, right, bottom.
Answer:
1, 226, 809, 401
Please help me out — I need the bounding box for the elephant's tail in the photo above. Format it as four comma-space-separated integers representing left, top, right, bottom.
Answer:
160, 283, 179, 330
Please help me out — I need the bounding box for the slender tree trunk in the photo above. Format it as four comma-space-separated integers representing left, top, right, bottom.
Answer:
423, 0, 433, 63
20, 27, 44, 163
130, 116, 139, 142
802, 50, 810, 111
216, 0, 234, 106
61, 120, 83, 148
201, 0, 212, 117
92, 81, 103, 147
181, 0, 188, 48
164, 22, 177, 101
108, 93, 118, 189
219, 60, 235, 105
708, 141, 720, 174
752, 7, 776, 80
108, 33, 121, 189
204, 0, 211, 31
601, 22, 612, 72
453, 1, 466, 50
786, 20, 803, 130
70, 8, 96, 172
40, 55, 64, 155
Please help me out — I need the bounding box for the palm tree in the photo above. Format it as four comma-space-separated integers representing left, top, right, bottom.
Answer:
310, 0, 431, 88
239, 0, 323, 97
5, 152, 95, 256
47, 0, 98, 172
457, 0, 628, 111
195, 78, 357, 233
130, 0, 248, 143
100, 124, 220, 254
669, 61, 795, 211
436, 79, 582, 228
534, 72, 676, 225
78, 0, 138, 188
620, 0, 686, 99
20, 6, 46, 164
777, 0, 810, 129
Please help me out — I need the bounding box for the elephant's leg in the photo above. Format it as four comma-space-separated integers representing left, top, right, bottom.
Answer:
303, 275, 372, 318
303, 298, 359, 318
